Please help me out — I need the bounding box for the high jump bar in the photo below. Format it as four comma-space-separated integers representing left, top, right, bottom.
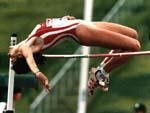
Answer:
43, 51, 150, 58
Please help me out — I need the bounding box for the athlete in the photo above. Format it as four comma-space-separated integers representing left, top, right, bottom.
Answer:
9, 16, 141, 94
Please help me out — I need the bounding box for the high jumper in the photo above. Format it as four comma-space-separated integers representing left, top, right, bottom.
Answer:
9, 16, 141, 95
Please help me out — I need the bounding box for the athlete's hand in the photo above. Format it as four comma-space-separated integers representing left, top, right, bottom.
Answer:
62, 15, 76, 20
35, 72, 51, 93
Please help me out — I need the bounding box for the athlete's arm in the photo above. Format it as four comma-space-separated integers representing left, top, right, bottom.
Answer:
21, 45, 39, 73
21, 44, 50, 92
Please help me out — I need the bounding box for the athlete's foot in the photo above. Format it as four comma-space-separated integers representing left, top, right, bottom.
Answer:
95, 68, 109, 91
88, 68, 99, 96
88, 67, 109, 96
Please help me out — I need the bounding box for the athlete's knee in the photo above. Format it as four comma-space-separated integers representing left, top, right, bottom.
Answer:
130, 29, 138, 39
131, 40, 141, 51
137, 41, 141, 50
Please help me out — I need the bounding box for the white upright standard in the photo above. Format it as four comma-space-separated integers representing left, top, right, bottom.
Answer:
6, 34, 17, 113
77, 0, 93, 113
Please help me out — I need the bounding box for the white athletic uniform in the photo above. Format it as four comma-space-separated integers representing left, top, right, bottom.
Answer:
28, 17, 84, 50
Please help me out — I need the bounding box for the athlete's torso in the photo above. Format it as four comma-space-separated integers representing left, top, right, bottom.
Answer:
28, 18, 82, 50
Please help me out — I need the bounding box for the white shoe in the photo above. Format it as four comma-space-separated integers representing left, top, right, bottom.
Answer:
95, 69, 109, 91
88, 67, 109, 96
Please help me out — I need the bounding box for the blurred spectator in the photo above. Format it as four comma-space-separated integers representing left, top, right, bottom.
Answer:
0, 87, 22, 102
13, 88, 22, 101
133, 103, 146, 113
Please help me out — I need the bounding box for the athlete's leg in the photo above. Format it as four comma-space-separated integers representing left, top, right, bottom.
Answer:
93, 22, 139, 72
94, 22, 138, 66
76, 22, 141, 72
100, 50, 120, 66
76, 22, 140, 93
94, 22, 138, 38
76, 23, 140, 51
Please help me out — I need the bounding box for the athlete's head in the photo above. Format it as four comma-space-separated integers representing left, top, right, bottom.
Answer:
12, 52, 46, 74
133, 103, 146, 113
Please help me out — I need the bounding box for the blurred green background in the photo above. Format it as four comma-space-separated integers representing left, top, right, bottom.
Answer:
0, 0, 150, 113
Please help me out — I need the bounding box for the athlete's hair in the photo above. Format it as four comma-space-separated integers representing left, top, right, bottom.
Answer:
12, 52, 46, 74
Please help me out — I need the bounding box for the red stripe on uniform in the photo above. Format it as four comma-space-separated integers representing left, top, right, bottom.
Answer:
30, 23, 79, 38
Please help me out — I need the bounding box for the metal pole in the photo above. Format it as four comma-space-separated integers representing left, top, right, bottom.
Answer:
77, 0, 93, 113
6, 34, 17, 113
